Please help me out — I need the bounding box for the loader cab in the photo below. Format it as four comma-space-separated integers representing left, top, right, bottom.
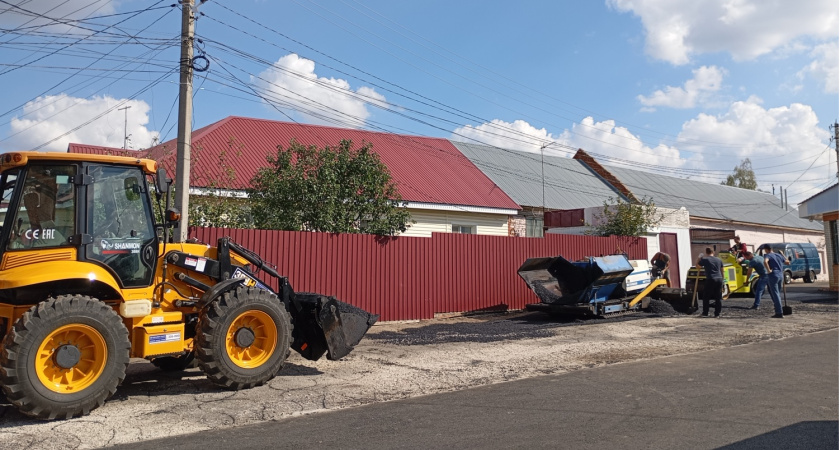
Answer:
85, 164, 158, 287
0, 157, 159, 290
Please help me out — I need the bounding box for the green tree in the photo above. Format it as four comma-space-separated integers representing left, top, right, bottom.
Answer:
249, 139, 413, 235
722, 158, 757, 190
588, 196, 664, 237
188, 138, 252, 228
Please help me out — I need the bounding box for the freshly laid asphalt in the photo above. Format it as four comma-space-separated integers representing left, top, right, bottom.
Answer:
116, 328, 838, 450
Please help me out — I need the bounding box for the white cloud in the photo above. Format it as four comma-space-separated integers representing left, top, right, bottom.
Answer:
566, 117, 691, 169
253, 54, 387, 127
452, 117, 690, 168
608, 0, 838, 64
451, 119, 566, 154
451, 99, 831, 203
638, 65, 726, 110
678, 98, 832, 198
7, 94, 159, 152
798, 42, 839, 94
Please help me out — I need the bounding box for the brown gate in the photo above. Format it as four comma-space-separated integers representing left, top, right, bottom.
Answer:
659, 232, 681, 288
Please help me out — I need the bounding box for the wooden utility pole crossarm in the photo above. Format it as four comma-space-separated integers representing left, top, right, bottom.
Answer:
174, 0, 195, 242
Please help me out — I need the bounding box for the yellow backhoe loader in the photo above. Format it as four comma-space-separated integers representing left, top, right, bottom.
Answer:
0, 151, 378, 419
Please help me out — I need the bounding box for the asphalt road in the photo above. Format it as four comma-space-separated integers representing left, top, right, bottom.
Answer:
115, 328, 839, 450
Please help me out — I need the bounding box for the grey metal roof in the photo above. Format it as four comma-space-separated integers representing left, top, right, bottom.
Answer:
604, 165, 823, 231
452, 140, 820, 231
451, 141, 624, 210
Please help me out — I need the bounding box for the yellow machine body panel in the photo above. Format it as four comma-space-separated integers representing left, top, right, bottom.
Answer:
0, 151, 157, 174
686, 251, 758, 297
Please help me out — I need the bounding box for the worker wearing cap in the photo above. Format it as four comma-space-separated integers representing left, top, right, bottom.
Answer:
743, 251, 769, 310
762, 245, 790, 318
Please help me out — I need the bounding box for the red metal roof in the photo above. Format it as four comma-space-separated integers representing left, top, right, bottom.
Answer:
67, 144, 145, 159
71, 117, 520, 210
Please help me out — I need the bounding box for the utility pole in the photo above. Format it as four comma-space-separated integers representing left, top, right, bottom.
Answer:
118, 105, 131, 149
539, 143, 546, 212
833, 121, 839, 178
174, 0, 196, 242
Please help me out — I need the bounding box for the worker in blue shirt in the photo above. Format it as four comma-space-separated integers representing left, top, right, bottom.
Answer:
743, 251, 769, 310
762, 244, 790, 318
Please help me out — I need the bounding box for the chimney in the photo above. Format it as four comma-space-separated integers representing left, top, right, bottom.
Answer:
573, 149, 639, 203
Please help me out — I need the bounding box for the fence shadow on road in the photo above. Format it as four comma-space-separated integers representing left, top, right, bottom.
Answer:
717, 421, 839, 450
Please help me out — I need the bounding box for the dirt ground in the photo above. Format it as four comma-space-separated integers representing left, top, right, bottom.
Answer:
0, 283, 836, 449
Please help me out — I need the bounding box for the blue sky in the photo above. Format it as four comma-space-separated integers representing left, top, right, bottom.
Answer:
0, 0, 837, 204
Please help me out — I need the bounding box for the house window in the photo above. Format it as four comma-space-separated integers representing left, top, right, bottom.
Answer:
831, 220, 838, 265
452, 224, 475, 234
526, 217, 544, 237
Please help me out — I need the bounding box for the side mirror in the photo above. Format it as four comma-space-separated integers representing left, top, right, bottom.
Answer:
165, 207, 181, 225
154, 168, 171, 197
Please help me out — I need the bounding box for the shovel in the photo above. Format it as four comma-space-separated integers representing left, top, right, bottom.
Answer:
782, 279, 792, 315
689, 275, 699, 314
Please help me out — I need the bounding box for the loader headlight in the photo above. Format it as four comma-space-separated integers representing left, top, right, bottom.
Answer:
88, 272, 96, 281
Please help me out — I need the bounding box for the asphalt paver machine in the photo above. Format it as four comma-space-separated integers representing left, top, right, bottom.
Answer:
518, 254, 691, 317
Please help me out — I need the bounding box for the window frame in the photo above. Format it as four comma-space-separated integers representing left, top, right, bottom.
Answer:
451, 224, 476, 235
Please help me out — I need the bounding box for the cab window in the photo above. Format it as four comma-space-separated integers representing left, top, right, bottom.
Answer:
87, 165, 156, 287
6, 165, 75, 250
0, 169, 19, 231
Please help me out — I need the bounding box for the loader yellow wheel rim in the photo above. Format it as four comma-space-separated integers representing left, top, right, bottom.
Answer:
35, 324, 107, 394
225, 310, 277, 369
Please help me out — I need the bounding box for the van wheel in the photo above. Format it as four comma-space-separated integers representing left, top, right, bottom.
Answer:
783, 271, 792, 284
804, 270, 816, 283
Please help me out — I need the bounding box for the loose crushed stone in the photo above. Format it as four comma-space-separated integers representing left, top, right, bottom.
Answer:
646, 298, 678, 315
0, 287, 836, 450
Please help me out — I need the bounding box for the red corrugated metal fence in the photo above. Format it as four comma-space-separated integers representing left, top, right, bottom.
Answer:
190, 227, 646, 322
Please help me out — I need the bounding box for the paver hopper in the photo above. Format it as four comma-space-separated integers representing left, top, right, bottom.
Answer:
518, 254, 687, 316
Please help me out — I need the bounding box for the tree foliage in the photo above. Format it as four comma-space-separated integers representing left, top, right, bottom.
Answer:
248, 139, 412, 235
187, 139, 252, 228
587, 196, 664, 237
722, 158, 757, 190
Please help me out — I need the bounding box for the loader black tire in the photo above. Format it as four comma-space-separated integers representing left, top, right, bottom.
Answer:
196, 286, 291, 390
151, 352, 196, 372
0, 295, 130, 420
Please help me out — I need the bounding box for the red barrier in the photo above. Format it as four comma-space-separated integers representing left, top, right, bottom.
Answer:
190, 227, 646, 321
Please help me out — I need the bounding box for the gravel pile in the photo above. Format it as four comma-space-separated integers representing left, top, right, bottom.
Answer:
646, 298, 679, 315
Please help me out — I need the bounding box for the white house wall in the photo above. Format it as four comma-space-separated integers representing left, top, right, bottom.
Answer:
544, 206, 692, 286
401, 209, 510, 237
651, 226, 693, 287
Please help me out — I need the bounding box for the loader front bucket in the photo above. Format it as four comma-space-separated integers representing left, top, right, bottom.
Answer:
290, 292, 379, 361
